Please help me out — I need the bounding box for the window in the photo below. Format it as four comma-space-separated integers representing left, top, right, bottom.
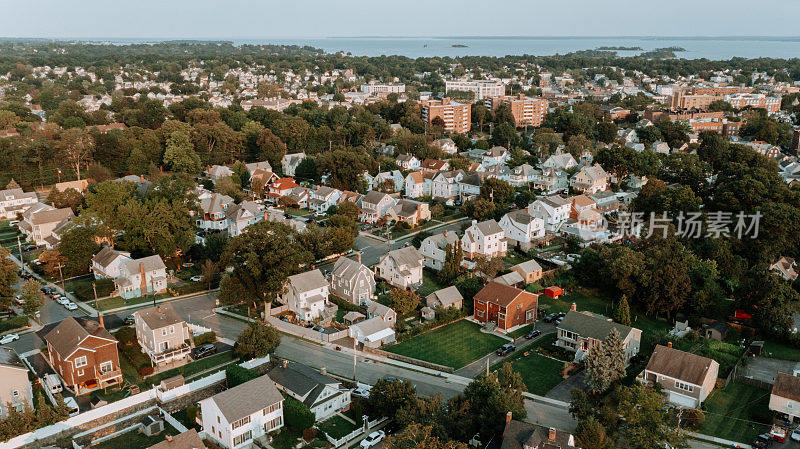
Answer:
263, 402, 280, 415
498, 313, 506, 322
74, 356, 88, 368
100, 361, 113, 373
11, 390, 19, 398
231, 415, 251, 430
77, 369, 84, 376
169, 326, 175, 334
477, 310, 484, 318
233, 430, 252, 446
265, 415, 283, 431
161, 328, 168, 336
675, 381, 694, 393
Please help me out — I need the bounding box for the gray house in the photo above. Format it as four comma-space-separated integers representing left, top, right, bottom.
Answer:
330, 255, 375, 305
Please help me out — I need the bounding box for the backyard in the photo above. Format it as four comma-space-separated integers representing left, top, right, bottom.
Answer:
385, 319, 507, 369
492, 333, 566, 395
699, 381, 772, 444
761, 340, 800, 362
93, 422, 180, 449
316, 414, 358, 440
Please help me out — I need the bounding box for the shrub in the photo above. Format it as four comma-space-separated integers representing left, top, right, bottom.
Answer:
284, 396, 315, 430
139, 366, 154, 376
0, 316, 29, 333
193, 331, 217, 346
225, 364, 258, 388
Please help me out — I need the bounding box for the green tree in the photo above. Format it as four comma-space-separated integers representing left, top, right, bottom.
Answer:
438, 242, 463, 284
57, 128, 94, 180
19, 278, 45, 317
164, 131, 202, 174
385, 423, 468, 449
0, 248, 19, 307
234, 322, 281, 359
576, 416, 612, 449
614, 295, 631, 326
256, 128, 287, 170
369, 378, 418, 421
585, 328, 626, 393
390, 288, 421, 315
57, 226, 100, 276
283, 396, 315, 430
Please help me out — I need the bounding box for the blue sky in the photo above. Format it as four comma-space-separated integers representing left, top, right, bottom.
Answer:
1, 0, 799, 38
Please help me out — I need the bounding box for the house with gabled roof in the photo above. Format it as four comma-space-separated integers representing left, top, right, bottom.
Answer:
420, 158, 449, 172
330, 254, 375, 305
0, 188, 38, 220
206, 165, 234, 181
197, 193, 234, 230
282, 152, 306, 177
91, 246, 132, 279
508, 163, 538, 187
359, 191, 396, 223
533, 167, 569, 195
770, 372, 800, 421
283, 269, 332, 322
419, 230, 460, 271
308, 186, 342, 215
499, 210, 545, 251
642, 343, 719, 408
147, 429, 207, 449
44, 317, 122, 395
19, 205, 74, 248
372, 170, 405, 193
115, 255, 168, 299
386, 199, 430, 227
267, 361, 351, 421
0, 347, 32, 418
556, 308, 641, 361
375, 246, 424, 289
433, 138, 458, 155
473, 281, 538, 331
133, 305, 192, 367
457, 171, 483, 201
199, 375, 284, 449
245, 161, 272, 176
432, 170, 464, 204
404, 171, 429, 198
529, 195, 571, 230
511, 259, 544, 284
462, 219, 507, 259
426, 286, 463, 310
541, 152, 578, 171
349, 317, 395, 348
482, 146, 509, 166
501, 420, 580, 449
396, 154, 420, 171
569, 163, 609, 194
226, 200, 264, 236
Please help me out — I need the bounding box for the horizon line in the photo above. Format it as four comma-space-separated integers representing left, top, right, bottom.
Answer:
2, 35, 800, 41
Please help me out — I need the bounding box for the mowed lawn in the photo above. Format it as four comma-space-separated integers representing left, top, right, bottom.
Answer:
386, 320, 507, 369
699, 381, 771, 444
493, 333, 564, 395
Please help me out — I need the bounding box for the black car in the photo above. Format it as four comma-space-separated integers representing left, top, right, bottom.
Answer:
752, 434, 771, 449
543, 313, 558, 323
123, 316, 135, 325
525, 329, 541, 340
191, 343, 217, 359
496, 343, 516, 356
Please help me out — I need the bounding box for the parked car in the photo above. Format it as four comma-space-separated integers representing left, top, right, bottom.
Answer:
360, 431, 385, 448
190, 275, 203, 282
43, 373, 63, 394
496, 343, 516, 356
792, 426, 800, 442
124, 316, 135, 325
554, 316, 564, 325
63, 396, 80, 416
351, 387, 370, 398
753, 433, 772, 449
57, 297, 70, 306
0, 333, 19, 344
191, 343, 217, 359
525, 329, 541, 340
13, 295, 23, 305
22, 244, 36, 252
64, 302, 78, 311
543, 313, 558, 323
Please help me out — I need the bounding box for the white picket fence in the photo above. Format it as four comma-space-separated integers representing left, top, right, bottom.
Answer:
321, 416, 388, 448
5, 355, 271, 448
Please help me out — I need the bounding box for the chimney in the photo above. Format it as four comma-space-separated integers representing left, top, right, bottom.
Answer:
570, 303, 577, 311
157, 306, 162, 314
98, 314, 104, 328
667, 341, 673, 348
282, 360, 288, 369
166, 435, 173, 443
548, 428, 557, 442
505, 411, 512, 424
139, 263, 147, 295
320, 366, 327, 376
472, 219, 477, 227
355, 252, 362, 264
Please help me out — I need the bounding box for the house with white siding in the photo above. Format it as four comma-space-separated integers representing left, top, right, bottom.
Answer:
462, 219, 507, 259
499, 210, 545, 251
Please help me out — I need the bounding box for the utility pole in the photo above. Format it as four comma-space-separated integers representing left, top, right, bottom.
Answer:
92, 282, 99, 314
16, 236, 24, 271
353, 337, 357, 380
56, 168, 62, 183
57, 263, 65, 295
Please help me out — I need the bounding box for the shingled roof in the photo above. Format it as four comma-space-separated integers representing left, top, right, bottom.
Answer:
645, 344, 718, 386
205, 375, 283, 423
558, 310, 636, 341
773, 372, 800, 402
44, 317, 116, 358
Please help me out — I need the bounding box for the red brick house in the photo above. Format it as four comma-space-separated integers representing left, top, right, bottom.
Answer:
44, 317, 122, 395
473, 281, 538, 331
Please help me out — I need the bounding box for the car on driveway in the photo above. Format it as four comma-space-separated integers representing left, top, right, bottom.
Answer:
792, 426, 800, 442
525, 329, 541, 339
190, 275, 203, 282
360, 430, 385, 448
543, 313, 558, 323
64, 302, 78, 311
0, 333, 19, 344
351, 387, 370, 398
56, 297, 70, 306
753, 433, 772, 449
496, 343, 516, 356
191, 343, 217, 360
124, 316, 135, 325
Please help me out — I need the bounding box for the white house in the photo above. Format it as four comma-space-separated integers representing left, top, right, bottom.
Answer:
508, 164, 538, 187
431, 170, 464, 204
115, 255, 168, 300
359, 191, 396, 223
267, 362, 351, 421
499, 210, 545, 251
349, 317, 396, 348
482, 146, 509, 166
197, 194, 234, 231
308, 186, 342, 215
200, 375, 284, 449
529, 195, 571, 230
457, 172, 483, 202
226, 201, 264, 236
419, 231, 460, 271
396, 154, 421, 171
404, 171, 431, 198
462, 219, 507, 259
206, 165, 234, 181
375, 246, 424, 289
91, 246, 132, 279
283, 269, 331, 322
372, 170, 405, 193
282, 152, 306, 177
570, 164, 609, 194
0, 188, 38, 220
541, 152, 578, 170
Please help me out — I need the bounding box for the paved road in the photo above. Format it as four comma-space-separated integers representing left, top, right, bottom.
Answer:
455, 321, 557, 378
353, 219, 469, 268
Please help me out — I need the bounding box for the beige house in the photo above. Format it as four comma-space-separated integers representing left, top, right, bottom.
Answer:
375, 247, 424, 289
0, 348, 32, 418
461, 219, 507, 259
556, 309, 642, 361
386, 199, 431, 227
642, 344, 719, 408
569, 163, 609, 194
133, 305, 192, 367
19, 205, 74, 248
770, 372, 800, 421
511, 259, 544, 284
425, 286, 463, 310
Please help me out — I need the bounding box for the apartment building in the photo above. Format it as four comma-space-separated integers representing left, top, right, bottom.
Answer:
723, 93, 782, 113
445, 80, 505, 100
360, 82, 405, 95
420, 98, 471, 133
486, 94, 548, 127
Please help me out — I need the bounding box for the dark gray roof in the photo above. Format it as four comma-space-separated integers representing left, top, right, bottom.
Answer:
558, 310, 636, 341
0, 347, 26, 370
208, 374, 283, 423
267, 362, 340, 408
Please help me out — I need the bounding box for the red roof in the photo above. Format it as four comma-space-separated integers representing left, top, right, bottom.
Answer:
270, 178, 299, 190
474, 281, 537, 308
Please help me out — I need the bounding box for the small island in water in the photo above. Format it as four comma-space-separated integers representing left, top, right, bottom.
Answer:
451, 44, 469, 48
597, 46, 643, 51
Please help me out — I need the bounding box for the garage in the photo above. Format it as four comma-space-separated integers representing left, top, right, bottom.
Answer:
668, 390, 698, 408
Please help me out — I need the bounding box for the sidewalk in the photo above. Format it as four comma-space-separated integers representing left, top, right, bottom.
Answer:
9, 254, 99, 316
100, 289, 219, 315
361, 216, 470, 243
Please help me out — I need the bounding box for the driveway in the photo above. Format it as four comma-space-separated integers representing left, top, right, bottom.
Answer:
546, 370, 587, 402
742, 356, 798, 384
455, 321, 557, 378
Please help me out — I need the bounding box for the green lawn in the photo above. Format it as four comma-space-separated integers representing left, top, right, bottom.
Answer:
417, 269, 445, 297
699, 381, 772, 444
271, 426, 304, 449
66, 278, 114, 302
385, 320, 507, 369
492, 333, 564, 395
507, 323, 536, 339
94, 423, 179, 449
317, 414, 358, 440
142, 351, 238, 388
761, 340, 800, 362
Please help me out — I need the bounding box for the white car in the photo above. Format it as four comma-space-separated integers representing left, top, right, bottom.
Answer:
792, 426, 800, 442
360, 431, 385, 448
0, 333, 19, 344
63, 396, 80, 416
56, 297, 70, 306
64, 302, 78, 311
351, 387, 370, 398
190, 275, 203, 282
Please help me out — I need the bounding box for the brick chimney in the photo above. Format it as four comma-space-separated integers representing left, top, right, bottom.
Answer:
570, 303, 577, 311
355, 252, 362, 264
157, 306, 162, 314
505, 411, 512, 424
548, 427, 557, 442
98, 314, 104, 328
282, 360, 288, 369
166, 435, 173, 443
139, 263, 147, 295
667, 341, 673, 348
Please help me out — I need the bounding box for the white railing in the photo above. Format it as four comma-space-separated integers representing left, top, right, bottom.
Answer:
320, 416, 388, 448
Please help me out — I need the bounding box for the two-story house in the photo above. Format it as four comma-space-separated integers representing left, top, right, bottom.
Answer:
19, 205, 74, 248
642, 343, 719, 408
462, 219, 507, 259
420, 158, 449, 172
0, 188, 38, 220
282, 152, 306, 177
206, 165, 234, 182
569, 163, 609, 194
502, 420, 580, 449
200, 375, 284, 449
308, 186, 342, 215
267, 361, 351, 421
433, 138, 458, 155
0, 348, 32, 418
386, 199, 431, 227
473, 281, 538, 332
283, 269, 331, 322
91, 246, 132, 279
375, 247, 424, 289
404, 171, 430, 199
499, 210, 545, 251
556, 309, 642, 361
457, 172, 483, 202
115, 255, 168, 299
431, 170, 464, 204
372, 170, 405, 193
529, 195, 571, 231
266, 178, 300, 203
419, 231, 460, 271
770, 372, 800, 421
541, 152, 578, 170
44, 317, 122, 395
226, 201, 264, 236
482, 146, 509, 167
132, 305, 192, 368
508, 163, 538, 187
533, 167, 569, 195
359, 191, 396, 224
330, 255, 375, 305
396, 154, 420, 171
197, 194, 234, 231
